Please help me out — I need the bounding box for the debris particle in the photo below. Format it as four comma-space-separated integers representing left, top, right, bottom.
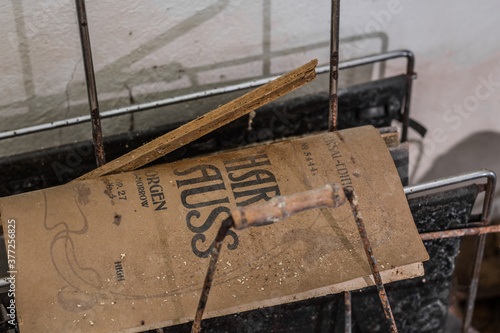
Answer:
113, 214, 122, 226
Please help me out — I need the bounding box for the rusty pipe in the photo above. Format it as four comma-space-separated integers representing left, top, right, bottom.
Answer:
75, 0, 106, 167
231, 183, 346, 230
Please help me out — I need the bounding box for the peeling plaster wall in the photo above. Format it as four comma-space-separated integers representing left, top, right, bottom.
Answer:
1, 0, 500, 215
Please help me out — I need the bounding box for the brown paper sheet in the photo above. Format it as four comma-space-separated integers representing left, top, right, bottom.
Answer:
0, 125, 428, 332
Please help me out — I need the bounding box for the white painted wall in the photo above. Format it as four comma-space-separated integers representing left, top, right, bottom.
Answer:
1, 0, 500, 215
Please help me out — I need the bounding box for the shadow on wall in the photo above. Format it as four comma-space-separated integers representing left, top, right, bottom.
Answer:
419, 131, 500, 218
3, 0, 389, 132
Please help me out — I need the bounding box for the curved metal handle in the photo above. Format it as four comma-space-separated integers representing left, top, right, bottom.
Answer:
231, 183, 346, 230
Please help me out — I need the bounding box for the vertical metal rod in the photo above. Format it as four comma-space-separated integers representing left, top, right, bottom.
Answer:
75, 0, 106, 167
345, 190, 398, 332
401, 54, 415, 142
344, 291, 352, 333
328, 0, 340, 132
192, 218, 233, 333
462, 174, 496, 332
462, 234, 486, 333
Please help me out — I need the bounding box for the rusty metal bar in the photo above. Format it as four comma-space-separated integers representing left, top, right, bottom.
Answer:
420, 225, 500, 241
328, 0, 340, 131
345, 189, 398, 333
75, 0, 106, 167
344, 291, 352, 333
401, 52, 415, 142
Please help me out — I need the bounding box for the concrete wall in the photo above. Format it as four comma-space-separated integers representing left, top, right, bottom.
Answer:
2, 0, 500, 215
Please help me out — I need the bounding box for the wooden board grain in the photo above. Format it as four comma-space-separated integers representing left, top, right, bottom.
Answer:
76, 59, 318, 181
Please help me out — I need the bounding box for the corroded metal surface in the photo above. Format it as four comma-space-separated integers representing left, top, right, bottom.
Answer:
420, 225, 500, 240
345, 189, 398, 333
192, 217, 233, 333
75, 0, 106, 167
329, 0, 340, 132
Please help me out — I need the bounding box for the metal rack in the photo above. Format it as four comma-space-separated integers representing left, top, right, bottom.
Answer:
1, 1, 499, 332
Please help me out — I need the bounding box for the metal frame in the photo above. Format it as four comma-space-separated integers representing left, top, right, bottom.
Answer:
339, 170, 498, 333
0, 49, 415, 141
406, 169, 497, 333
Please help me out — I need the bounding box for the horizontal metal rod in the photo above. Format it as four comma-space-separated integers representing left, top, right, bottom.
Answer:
404, 169, 496, 222
0, 50, 414, 140
344, 291, 352, 333
420, 225, 500, 241
404, 169, 495, 197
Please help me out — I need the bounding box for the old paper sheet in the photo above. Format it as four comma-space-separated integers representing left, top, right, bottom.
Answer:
0, 125, 428, 332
